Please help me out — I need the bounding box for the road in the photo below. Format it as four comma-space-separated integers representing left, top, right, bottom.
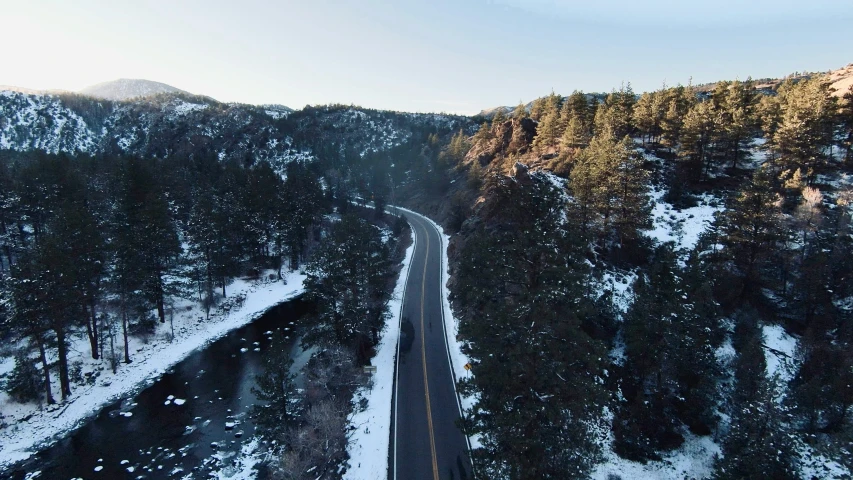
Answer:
390, 209, 472, 480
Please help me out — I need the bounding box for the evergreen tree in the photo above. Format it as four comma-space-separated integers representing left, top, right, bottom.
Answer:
456, 175, 606, 479
773, 77, 836, 182
678, 101, 716, 182
252, 331, 300, 441
6, 350, 43, 404
616, 246, 721, 460
717, 167, 782, 295
660, 85, 693, 152
594, 84, 635, 139
304, 215, 391, 354
532, 99, 561, 153
721, 79, 758, 169
492, 108, 507, 125
570, 133, 651, 247
511, 101, 527, 119
839, 84, 853, 165
714, 319, 797, 480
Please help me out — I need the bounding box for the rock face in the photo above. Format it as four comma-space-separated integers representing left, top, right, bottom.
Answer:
80, 79, 188, 101
828, 64, 853, 97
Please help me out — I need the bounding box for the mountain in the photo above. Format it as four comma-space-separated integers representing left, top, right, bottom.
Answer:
0, 90, 470, 171
476, 105, 513, 119
79, 78, 189, 101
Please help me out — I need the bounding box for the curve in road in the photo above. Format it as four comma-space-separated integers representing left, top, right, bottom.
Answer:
390, 210, 472, 480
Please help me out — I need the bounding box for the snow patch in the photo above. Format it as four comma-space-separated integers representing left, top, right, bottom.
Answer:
644, 188, 723, 252
762, 323, 798, 384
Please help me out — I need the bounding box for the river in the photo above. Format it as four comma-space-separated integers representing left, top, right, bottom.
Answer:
9, 298, 313, 480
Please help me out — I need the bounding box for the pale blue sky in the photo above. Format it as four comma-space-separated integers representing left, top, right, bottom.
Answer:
2, 0, 850, 114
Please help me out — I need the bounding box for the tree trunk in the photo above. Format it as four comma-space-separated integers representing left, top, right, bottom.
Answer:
110, 323, 117, 374
122, 305, 131, 364
156, 267, 166, 323
35, 334, 55, 405
99, 313, 105, 361
85, 302, 99, 360
157, 294, 166, 324
55, 327, 71, 400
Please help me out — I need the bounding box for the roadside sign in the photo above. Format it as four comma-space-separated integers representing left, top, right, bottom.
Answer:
463, 363, 471, 371
363, 365, 377, 374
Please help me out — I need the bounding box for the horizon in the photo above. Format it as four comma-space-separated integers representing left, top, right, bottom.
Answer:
3, 0, 851, 115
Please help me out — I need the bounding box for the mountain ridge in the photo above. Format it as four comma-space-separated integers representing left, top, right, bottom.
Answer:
79, 78, 189, 101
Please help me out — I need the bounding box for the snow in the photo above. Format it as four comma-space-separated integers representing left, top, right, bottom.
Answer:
797, 444, 850, 479
0, 270, 306, 471
598, 270, 637, 316
344, 225, 414, 480
169, 99, 209, 116
761, 324, 798, 384
645, 188, 723, 253
592, 432, 721, 480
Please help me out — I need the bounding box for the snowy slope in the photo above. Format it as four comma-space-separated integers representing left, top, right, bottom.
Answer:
80, 79, 188, 101
0, 91, 100, 153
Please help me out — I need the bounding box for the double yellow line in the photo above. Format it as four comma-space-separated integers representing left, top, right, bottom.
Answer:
417, 221, 441, 480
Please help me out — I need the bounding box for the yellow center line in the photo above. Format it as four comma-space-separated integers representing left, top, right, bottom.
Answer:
419, 221, 440, 480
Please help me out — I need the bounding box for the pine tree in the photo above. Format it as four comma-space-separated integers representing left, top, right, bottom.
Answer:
714, 319, 797, 480
511, 101, 527, 119
773, 77, 836, 181
660, 85, 693, 152
632, 91, 660, 145
594, 84, 636, 139
722, 79, 757, 169
251, 331, 300, 441
615, 246, 721, 460
560, 111, 591, 149
304, 215, 391, 353
492, 108, 507, 125
839, 84, 853, 165
570, 133, 651, 247
678, 101, 715, 183
456, 175, 606, 479
718, 166, 782, 294
532, 100, 561, 153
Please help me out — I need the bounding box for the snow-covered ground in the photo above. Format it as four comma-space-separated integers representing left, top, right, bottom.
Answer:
645, 188, 723, 253
762, 323, 799, 385
592, 432, 721, 480
344, 229, 414, 480
0, 270, 306, 471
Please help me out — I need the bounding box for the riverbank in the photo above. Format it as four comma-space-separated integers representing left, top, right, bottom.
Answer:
0, 270, 306, 471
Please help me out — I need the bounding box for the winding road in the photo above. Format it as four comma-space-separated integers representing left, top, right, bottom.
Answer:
390, 209, 472, 480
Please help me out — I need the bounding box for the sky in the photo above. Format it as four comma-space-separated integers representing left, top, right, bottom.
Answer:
2, 0, 851, 115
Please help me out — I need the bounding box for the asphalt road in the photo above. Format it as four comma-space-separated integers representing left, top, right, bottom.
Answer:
390, 210, 472, 480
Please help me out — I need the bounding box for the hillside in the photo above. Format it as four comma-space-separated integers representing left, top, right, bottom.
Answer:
428, 71, 853, 479
79, 78, 189, 101
0, 91, 471, 171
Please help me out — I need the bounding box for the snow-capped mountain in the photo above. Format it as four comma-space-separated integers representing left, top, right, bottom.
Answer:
79, 79, 189, 101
